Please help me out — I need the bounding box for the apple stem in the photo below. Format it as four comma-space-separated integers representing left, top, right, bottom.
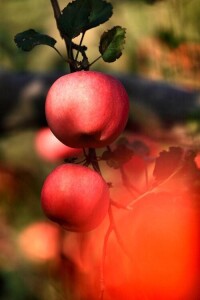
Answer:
107, 145, 112, 152
83, 147, 88, 158
88, 148, 102, 176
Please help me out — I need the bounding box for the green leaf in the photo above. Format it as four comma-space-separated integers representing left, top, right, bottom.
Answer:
153, 147, 183, 181
102, 144, 134, 169
14, 29, 56, 51
99, 26, 126, 62
58, 0, 91, 38
58, 0, 113, 38
85, 0, 113, 30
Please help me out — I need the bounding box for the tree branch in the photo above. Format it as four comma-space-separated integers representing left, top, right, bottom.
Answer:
50, 0, 76, 72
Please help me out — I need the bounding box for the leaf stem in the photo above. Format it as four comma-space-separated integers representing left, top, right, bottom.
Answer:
52, 46, 71, 63
89, 55, 102, 68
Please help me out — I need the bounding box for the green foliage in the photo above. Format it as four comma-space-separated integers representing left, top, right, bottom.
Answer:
99, 26, 126, 62
85, 0, 113, 30
101, 137, 150, 169
58, 0, 113, 38
156, 28, 185, 49
116, 0, 164, 4
102, 144, 133, 169
14, 0, 126, 69
153, 147, 183, 181
58, 0, 92, 38
14, 29, 57, 52
0, 270, 38, 300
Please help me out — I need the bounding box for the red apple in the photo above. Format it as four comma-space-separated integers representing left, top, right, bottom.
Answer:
35, 127, 83, 162
41, 164, 110, 232
18, 221, 60, 263
45, 71, 129, 148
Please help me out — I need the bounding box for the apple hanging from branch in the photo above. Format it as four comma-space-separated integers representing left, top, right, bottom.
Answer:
45, 70, 129, 149
41, 163, 110, 232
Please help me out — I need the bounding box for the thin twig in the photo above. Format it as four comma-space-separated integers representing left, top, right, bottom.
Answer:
109, 206, 130, 258
89, 55, 102, 68
110, 199, 132, 210
50, 0, 61, 21
128, 164, 183, 208
144, 162, 149, 191
50, 0, 76, 72
99, 204, 132, 299
120, 166, 141, 195
99, 216, 113, 300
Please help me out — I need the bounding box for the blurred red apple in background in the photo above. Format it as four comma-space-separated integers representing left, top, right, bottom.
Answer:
35, 127, 83, 162
18, 221, 61, 263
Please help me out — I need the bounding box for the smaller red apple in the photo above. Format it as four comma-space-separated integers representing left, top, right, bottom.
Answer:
41, 164, 110, 232
35, 127, 83, 162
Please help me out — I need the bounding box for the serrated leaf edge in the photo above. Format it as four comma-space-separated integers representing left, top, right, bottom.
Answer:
99, 26, 126, 62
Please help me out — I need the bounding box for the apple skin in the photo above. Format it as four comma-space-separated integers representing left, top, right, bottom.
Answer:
35, 127, 83, 162
41, 164, 110, 232
45, 71, 129, 148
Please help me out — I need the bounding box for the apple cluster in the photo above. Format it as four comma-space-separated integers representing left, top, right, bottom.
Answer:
41, 70, 129, 232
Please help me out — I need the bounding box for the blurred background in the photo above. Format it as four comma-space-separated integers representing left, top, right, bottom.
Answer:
0, 0, 200, 299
